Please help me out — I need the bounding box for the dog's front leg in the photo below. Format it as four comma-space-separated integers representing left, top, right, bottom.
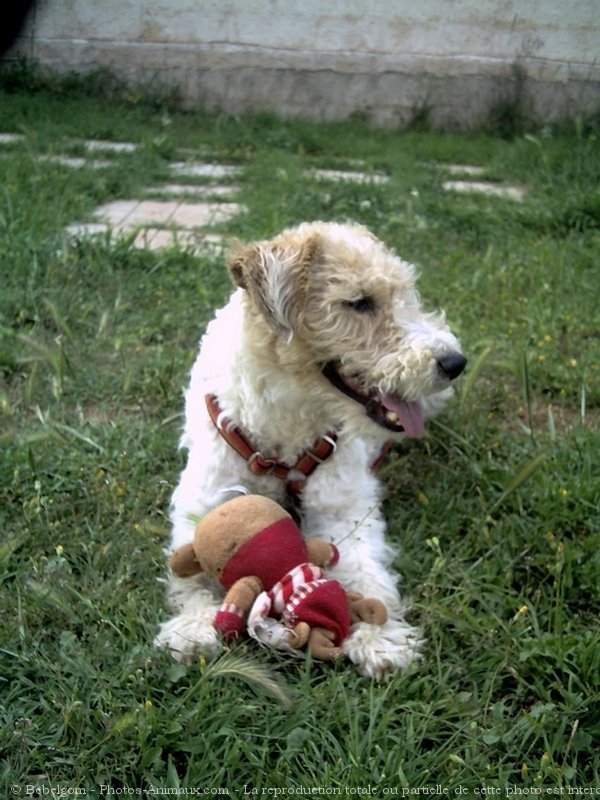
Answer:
155, 435, 262, 662
153, 573, 224, 663
302, 494, 422, 679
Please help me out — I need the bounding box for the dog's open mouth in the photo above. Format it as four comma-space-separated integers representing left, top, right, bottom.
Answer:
322, 361, 424, 436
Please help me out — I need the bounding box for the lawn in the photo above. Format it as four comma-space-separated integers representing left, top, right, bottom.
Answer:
0, 69, 599, 795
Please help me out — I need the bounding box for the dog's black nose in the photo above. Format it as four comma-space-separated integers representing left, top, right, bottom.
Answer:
437, 352, 467, 380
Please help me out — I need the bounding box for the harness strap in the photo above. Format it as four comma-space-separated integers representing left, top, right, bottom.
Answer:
370, 439, 393, 471
205, 393, 338, 497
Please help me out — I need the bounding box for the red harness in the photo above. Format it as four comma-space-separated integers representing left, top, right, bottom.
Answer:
206, 393, 392, 498
206, 394, 338, 497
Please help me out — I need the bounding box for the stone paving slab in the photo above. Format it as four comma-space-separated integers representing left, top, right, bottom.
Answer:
93, 200, 140, 226
169, 202, 243, 227
0, 133, 25, 144
84, 139, 137, 153
119, 200, 181, 227
66, 222, 225, 254
444, 164, 486, 176
40, 154, 114, 170
89, 199, 244, 229
132, 228, 225, 253
66, 222, 111, 238
308, 168, 390, 184
144, 183, 239, 199
134, 228, 173, 249
170, 161, 242, 179
442, 180, 526, 201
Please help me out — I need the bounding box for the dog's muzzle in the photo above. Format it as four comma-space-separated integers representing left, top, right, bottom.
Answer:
321, 351, 466, 436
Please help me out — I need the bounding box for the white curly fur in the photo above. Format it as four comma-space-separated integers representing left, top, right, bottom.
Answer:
154, 221, 465, 678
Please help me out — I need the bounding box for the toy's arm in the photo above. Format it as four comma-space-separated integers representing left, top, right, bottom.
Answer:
170, 543, 202, 577
346, 592, 388, 625
305, 539, 339, 568
214, 575, 263, 640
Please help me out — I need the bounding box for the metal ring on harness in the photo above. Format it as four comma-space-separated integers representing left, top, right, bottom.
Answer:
247, 451, 276, 475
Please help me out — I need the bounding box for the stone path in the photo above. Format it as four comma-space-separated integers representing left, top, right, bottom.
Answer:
0, 134, 528, 255
67, 197, 243, 253
0, 134, 245, 253
69, 147, 245, 253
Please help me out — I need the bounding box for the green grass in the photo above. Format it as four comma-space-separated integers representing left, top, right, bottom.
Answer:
0, 78, 599, 796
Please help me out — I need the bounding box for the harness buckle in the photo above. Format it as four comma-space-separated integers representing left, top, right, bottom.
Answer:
247, 451, 277, 476
306, 434, 337, 464
322, 434, 338, 451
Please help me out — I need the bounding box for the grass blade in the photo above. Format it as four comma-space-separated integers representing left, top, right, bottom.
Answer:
42, 297, 76, 344
200, 652, 294, 709
487, 451, 548, 515
520, 349, 535, 443
50, 420, 106, 453
32, 406, 105, 453
459, 344, 492, 408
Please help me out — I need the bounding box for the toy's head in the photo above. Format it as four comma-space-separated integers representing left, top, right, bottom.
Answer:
170, 495, 312, 590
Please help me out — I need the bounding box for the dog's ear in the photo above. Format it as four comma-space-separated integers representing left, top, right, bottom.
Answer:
227, 233, 320, 341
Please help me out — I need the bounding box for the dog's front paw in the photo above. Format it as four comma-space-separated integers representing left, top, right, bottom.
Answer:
154, 613, 223, 664
342, 618, 423, 679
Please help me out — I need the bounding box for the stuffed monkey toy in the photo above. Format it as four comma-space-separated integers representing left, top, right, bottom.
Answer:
170, 494, 388, 661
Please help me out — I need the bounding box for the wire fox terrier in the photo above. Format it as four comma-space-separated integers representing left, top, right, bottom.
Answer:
155, 221, 466, 678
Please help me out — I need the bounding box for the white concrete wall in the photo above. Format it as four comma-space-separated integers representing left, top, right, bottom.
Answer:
11, 0, 600, 127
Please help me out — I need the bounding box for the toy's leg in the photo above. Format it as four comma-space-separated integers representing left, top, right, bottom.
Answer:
348, 596, 388, 625
287, 621, 310, 649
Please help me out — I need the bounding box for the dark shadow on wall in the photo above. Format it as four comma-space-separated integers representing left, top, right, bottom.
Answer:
2, 1, 37, 57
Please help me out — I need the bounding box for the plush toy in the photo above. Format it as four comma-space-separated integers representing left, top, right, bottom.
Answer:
170, 494, 388, 660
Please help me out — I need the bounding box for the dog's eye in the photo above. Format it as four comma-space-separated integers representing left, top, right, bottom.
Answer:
344, 296, 376, 313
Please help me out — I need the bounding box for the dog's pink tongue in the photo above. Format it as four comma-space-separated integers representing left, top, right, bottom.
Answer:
382, 395, 424, 437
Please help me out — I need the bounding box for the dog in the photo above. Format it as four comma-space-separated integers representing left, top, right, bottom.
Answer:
154, 220, 466, 678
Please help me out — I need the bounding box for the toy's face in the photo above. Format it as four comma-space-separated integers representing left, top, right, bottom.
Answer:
195, 525, 256, 579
